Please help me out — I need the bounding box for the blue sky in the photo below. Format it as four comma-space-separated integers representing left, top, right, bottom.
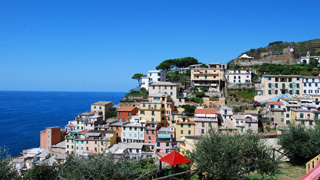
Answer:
1, 0, 319, 92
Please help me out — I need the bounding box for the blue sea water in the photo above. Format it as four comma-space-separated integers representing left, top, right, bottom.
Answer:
0, 91, 125, 156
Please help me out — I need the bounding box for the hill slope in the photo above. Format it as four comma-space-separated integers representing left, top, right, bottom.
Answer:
231, 39, 320, 62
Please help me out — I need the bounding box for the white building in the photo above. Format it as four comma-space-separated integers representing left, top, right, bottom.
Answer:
226, 69, 252, 84
300, 51, 320, 64
139, 70, 166, 90
303, 76, 320, 95
148, 70, 166, 83
139, 76, 150, 90
121, 122, 145, 143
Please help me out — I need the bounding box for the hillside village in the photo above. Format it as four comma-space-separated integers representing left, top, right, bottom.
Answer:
10, 43, 320, 176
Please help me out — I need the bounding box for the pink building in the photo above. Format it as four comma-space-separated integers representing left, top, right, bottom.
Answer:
40, 127, 61, 149
144, 122, 161, 150
155, 127, 175, 153
194, 108, 218, 136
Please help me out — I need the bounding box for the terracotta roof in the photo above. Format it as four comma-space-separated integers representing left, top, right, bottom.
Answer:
118, 106, 137, 112
79, 130, 88, 134
156, 152, 168, 158
267, 101, 284, 105
195, 108, 217, 114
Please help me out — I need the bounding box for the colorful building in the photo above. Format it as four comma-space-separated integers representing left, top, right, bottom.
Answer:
65, 130, 116, 156
194, 108, 218, 136
138, 93, 174, 126
40, 127, 61, 149
155, 127, 175, 153
91, 101, 113, 120
117, 106, 138, 122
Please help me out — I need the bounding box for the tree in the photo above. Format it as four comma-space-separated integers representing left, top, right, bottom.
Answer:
132, 73, 145, 84
182, 105, 196, 116
156, 59, 176, 70
190, 87, 198, 93
23, 165, 58, 180
0, 147, 17, 180
278, 125, 320, 165
191, 132, 280, 179
156, 57, 200, 70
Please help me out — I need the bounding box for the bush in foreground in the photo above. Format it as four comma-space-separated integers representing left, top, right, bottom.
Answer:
278, 125, 320, 165
191, 132, 280, 179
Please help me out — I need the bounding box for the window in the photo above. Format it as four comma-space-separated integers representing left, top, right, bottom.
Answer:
268, 83, 272, 88
188, 130, 191, 134
181, 130, 183, 134
301, 121, 305, 125
166, 142, 169, 147
148, 136, 151, 139
202, 122, 205, 127
165, 86, 167, 89
309, 121, 313, 125
118, 112, 121, 115
86, 147, 89, 150
201, 129, 204, 134
188, 124, 191, 128
180, 124, 183, 128
101, 141, 103, 145
268, 90, 272, 94
281, 118, 284, 122
157, 142, 160, 147
151, 130, 154, 134
275, 90, 278, 94
275, 83, 278, 88
300, 113, 303, 118
248, 123, 251, 127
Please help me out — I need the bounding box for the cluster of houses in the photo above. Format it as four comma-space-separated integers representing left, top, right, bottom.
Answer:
11, 55, 320, 173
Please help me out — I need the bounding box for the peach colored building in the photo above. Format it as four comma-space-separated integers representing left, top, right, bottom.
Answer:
291, 109, 315, 128
194, 109, 218, 136
40, 127, 61, 149
65, 130, 116, 156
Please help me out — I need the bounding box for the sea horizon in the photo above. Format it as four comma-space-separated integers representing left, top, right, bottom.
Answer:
0, 91, 126, 156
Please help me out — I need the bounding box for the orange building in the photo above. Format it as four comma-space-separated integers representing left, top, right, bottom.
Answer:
117, 106, 138, 122
109, 122, 128, 142
40, 127, 61, 149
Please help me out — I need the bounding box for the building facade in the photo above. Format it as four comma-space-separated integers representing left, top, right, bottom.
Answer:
303, 76, 320, 95
40, 127, 61, 149
194, 109, 218, 136
149, 82, 185, 106
91, 101, 113, 120
261, 75, 303, 97
117, 106, 138, 122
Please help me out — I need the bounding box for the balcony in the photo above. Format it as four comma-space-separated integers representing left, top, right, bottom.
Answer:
194, 118, 218, 122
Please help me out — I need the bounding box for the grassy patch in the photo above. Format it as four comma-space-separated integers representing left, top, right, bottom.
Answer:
247, 162, 305, 180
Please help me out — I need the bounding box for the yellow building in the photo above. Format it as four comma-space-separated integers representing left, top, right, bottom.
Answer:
290, 109, 315, 128
261, 75, 303, 98
138, 93, 174, 127
190, 63, 225, 92
174, 116, 195, 139
91, 101, 113, 120
65, 130, 116, 156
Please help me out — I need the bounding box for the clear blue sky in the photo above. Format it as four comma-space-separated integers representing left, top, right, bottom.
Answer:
1, 0, 319, 92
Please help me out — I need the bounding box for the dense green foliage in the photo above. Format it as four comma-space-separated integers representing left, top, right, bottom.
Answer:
257, 63, 319, 76
2, 153, 157, 180
0, 147, 17, 180
166, 70, 190, 88
278, 125, 320, 165
156, 57, 203, 70
125, 88, 148, 96
131, 73, 145, 80
181, 104, 196, 116
185, 97, 203, 104
191, 132, 280, 179
106, 108, 117, 118
228, 88, 256, 102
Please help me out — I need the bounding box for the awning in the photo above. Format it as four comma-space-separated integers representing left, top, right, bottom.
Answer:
160, 150, 191, 165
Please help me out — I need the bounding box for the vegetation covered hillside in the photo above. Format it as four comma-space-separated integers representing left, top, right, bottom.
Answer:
235, 39, 320, 60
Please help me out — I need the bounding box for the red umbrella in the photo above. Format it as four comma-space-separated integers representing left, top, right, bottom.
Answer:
159, 150, 191, 165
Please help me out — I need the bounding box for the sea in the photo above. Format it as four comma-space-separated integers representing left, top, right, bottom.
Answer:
0, 91, 126, 157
